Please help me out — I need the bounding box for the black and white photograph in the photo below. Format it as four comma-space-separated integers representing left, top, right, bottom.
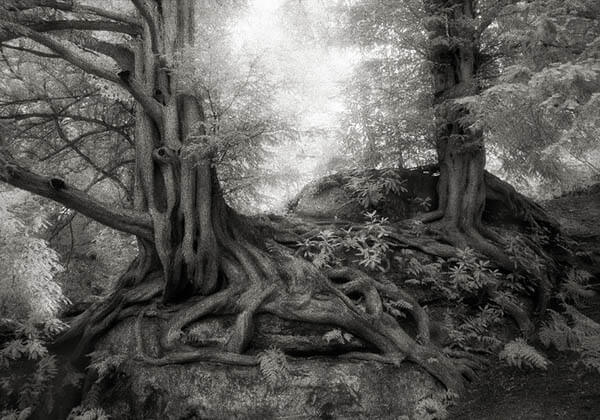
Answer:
0, 1, 599, 418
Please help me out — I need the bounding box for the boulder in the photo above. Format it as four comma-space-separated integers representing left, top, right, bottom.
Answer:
94, 316, 444, 419
291, 168, 439, 222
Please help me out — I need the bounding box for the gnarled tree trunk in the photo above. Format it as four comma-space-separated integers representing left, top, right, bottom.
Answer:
422, 0, 516, 268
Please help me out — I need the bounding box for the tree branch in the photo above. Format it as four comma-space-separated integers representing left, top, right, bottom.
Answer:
68, 33, 134, 71
130, 0, 161, 54
0, 42, 59, 58
0, 158, 153, 240
24, 20, 140, 37
0, 20, 163, 125
7, 0, 141, 26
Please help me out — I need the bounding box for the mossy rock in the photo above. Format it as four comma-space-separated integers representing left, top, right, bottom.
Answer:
93, 317, 444, 420
291, 167, 438, 222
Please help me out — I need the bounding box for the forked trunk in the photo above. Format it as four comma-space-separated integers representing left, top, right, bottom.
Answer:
128, 0, 226, 301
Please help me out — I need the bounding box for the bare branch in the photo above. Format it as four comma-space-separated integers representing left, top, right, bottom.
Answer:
7, 0, 140, 26
0, 20, 163, 125
21, 20, 140, 37
0, 19, 122, 83
0, 42, 59, 58
0, 158, 153, 240
69, 33, 134, 71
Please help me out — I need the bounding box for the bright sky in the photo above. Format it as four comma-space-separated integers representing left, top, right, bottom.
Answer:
231, 0, 358, 211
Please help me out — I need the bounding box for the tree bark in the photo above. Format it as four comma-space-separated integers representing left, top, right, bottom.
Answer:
422, 0, 509, 262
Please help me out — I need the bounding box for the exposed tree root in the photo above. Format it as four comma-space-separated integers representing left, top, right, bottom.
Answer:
52, 174, 563, 401
74, 234, 473, 392
53, 278, 163, 363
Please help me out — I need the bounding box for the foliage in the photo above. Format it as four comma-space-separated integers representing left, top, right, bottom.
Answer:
0, 189, 67, 322
0, 48, 135, 201
337, 0, 600, 196
344, 211, 396, 271
322, 329, 354, 345
539, 305, 600, 374
297, 211, 396, 272
296, 229, 341, 269
447, 248, 501, 297
557, 269, 596, 306
499, 338, 550, 370
413, 391, 458, 420
0, 317, 66, 416
257, 347, 290, 387
345, 169, 407, 209
173, 18, 303, 213
86, 225, 137, 284
87, 350, 128, 383
469, 0, 600, 195
67, 407, 110, 420
446, 305, 504, 353
0, 408, 32, 420
402, 248, 501, 302
335, 0, 436, 169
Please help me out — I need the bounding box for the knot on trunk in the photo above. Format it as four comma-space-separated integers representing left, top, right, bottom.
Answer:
49, 177, 66, 190
152, 146, 180, 165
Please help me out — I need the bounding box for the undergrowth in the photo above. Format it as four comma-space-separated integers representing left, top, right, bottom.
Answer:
345, 168, 407, 209
297, 214, 600, 377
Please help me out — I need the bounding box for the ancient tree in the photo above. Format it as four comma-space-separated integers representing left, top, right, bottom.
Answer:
417, 0, 559, 311
0, 1, 487, 404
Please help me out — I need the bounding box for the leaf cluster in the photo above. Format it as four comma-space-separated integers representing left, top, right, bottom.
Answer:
345, 169, 408, 209
296, 211, 396, 272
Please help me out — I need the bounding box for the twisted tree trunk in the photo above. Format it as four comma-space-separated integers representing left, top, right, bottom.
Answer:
421, 0, 515, 268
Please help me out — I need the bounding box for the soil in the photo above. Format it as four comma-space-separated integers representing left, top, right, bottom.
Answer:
449, 184, 600, 420
449, 302, 600, 420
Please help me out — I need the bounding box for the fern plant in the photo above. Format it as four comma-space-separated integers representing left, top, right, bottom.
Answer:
539, 305, 600, 374
257, 347, 290, 386
446, 305, 504, 352
499, 338, 550, 370
0, 408, 32, 420
67, 406, 110, 420
414, 391, 457, 420
557, 269, 596, 306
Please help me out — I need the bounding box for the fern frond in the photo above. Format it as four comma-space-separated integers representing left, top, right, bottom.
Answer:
539, 310, 580, 351
258, 347, 290, 386
415, 396, 449, 420
579, 335, 600, 374
68, 406, 110, 420
499, 338, 549, 370
564, 305, 600, 336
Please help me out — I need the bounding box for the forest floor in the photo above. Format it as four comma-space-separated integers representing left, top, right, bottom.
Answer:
449, 184, 600, 420
52, 182, 600, 419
